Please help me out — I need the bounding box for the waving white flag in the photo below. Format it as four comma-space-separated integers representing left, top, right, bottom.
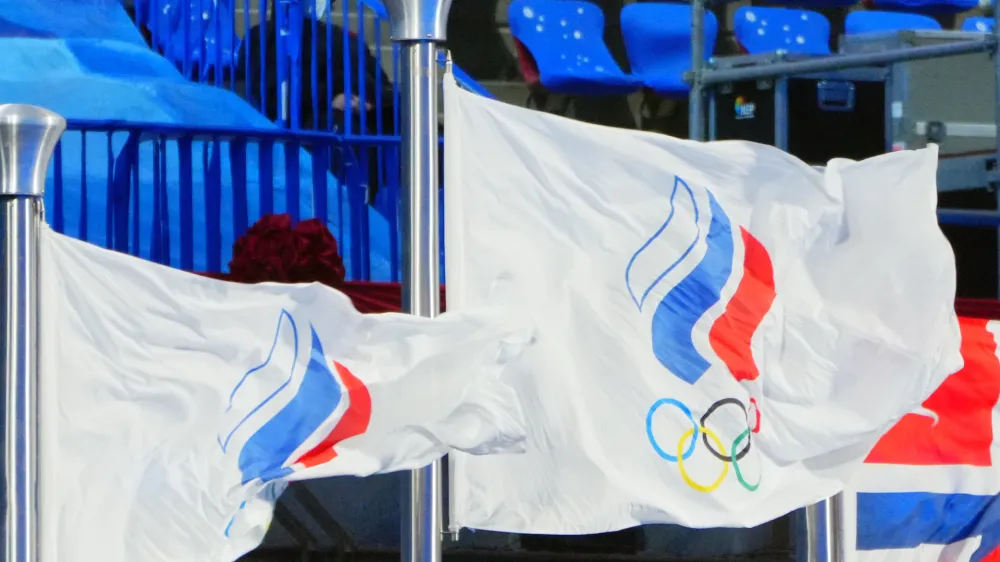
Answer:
444, 77, 962, 533
38, 227, 529, 562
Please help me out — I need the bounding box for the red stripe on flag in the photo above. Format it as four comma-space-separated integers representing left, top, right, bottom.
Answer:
294, 362, 372, 469
708, 227, 776, 383
983, 546, 1000, 562
866, 317, 1000, 466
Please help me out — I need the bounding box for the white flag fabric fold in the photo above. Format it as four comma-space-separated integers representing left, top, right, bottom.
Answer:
444, 77, 963, 533
38, 226, 529, 562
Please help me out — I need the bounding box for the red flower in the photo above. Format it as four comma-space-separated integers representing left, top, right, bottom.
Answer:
229, 214, 298, 283
222, 214, 346, 289
290, 218, 346, 288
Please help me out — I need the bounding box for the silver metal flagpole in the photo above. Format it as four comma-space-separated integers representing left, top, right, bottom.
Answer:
0, 104, 67, 562
805, 494, 846, 562
380, 0, 452, 561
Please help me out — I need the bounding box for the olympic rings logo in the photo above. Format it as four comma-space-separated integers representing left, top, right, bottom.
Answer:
645, 397, 762, 493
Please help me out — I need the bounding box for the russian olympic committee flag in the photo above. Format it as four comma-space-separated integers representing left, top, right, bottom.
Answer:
443, 76, 963, 532
37, 227, 529, 562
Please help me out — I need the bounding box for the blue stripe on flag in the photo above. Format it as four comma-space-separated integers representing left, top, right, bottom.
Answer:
650, 192, 734, 385
857, 492, 1000, 561
624, 176, 701, 311
237, 326, 343, 484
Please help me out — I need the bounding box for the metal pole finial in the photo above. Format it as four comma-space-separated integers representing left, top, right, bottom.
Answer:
382, 0, 453, 41
0, 104, 67, 197
2, 103, 66, 562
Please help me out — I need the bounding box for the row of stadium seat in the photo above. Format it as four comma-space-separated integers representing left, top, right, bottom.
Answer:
510, 0, 996, 100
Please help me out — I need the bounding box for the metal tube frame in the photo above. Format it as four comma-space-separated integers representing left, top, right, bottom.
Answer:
698, 38, 995, 85
1, 104, 66, 562
684, 1, 1000, 560
775, 78, 789, 151
689, 0, 707, 140
993, 0, 1000, 298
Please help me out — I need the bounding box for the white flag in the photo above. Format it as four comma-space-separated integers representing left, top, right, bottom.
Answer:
38, 226, 529, 562
444, 77, 963, 533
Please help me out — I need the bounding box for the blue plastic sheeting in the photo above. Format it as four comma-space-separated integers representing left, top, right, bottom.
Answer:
0, 0, 147, 43
0, 38, 275, 127
0, 0, 394, 280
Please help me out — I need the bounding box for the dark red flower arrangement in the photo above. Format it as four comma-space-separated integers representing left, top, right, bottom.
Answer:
200, 214, 447, 314
205, 214, 346, 289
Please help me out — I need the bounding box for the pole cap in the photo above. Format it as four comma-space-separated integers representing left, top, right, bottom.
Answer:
0, 104, 67, 198
383, 0, 453, 41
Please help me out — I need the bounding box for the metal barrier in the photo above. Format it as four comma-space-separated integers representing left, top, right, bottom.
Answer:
50, 120, 405, 281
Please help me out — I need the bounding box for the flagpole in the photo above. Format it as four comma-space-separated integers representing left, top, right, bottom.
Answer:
805, 494, 846, 562
0, 104, 66, 562
381, 0, 452, 561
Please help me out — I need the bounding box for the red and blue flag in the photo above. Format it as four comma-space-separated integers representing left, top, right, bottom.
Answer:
852, 317, 1000, 561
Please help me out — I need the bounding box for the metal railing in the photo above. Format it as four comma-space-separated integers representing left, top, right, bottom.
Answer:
130, 0, 490, 133
49, 120, 409, 281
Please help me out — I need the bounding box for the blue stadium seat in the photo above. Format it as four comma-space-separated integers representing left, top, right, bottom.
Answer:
845, 10, 943, 34
867, 0, 979, 15
733, 7, 832, 55
767, 0, 857, 5
962, 16, 995, 32
508, 0, 641, 95
621, 3, 718, 97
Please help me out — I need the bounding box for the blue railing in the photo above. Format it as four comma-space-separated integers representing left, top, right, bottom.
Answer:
130, 0, 491, 133
120, 0, 482, 282
50, 120, 411, 281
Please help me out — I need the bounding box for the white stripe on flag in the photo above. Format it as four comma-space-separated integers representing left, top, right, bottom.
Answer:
852, 464, 1000, 496
855, 536, 982, 562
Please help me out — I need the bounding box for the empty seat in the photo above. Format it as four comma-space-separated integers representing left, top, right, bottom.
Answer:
733, 7, 832, 55
621, 2, 718, 96
866, 0, 979, 14
760, 0, 858, 6
962, 16, 995, 32
508, 0, 641, 95
845, 10, 942, 34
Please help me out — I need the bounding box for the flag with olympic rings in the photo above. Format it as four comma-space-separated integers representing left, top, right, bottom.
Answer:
445, 77, 963, 533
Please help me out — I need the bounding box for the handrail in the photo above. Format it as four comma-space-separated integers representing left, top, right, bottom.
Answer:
64, 119, 403, 146
695, 37, 996, 85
